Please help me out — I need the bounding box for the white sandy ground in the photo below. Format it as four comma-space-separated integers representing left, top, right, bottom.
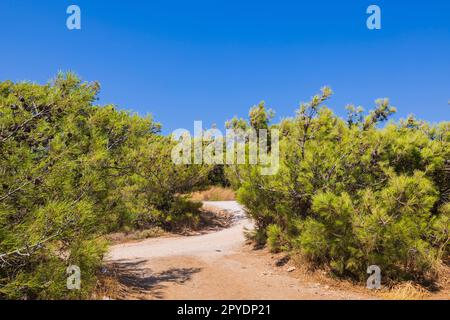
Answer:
105, 201, 376, 300
107, 202, 251, 261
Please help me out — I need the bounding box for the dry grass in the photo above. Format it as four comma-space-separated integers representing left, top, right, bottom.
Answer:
436, 261, 450, 287
382, 282, 429, 300
93, 272, 124, 300
105, 227, 166, 245
93, 265, 148, 300
191, 186, 236, 201
383, 263, 450, 300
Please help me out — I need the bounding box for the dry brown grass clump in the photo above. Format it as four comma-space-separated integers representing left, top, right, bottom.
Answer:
191, 186, 236, 201
382, 282, 429, 300
92, 271, 124, 300
105, 226, 166, 245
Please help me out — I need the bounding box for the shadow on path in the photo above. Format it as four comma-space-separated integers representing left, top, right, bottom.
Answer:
107, 259, 201, 299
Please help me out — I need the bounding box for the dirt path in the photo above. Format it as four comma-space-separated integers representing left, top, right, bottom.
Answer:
105, 201, 375, 300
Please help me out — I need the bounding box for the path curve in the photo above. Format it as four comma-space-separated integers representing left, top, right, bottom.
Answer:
105, 201, 373, 300
107, 202, 251, 261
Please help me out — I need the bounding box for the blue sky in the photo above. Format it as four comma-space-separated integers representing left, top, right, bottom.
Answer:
0, 0, 449, 133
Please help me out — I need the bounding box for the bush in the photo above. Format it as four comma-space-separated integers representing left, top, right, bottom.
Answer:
227, 88, 449, 283
0, 73, 210, 299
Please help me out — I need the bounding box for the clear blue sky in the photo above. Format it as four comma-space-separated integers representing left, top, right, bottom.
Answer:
1, 0, 449, 133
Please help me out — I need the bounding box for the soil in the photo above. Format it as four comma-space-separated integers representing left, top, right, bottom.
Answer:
104, 201, 447, 300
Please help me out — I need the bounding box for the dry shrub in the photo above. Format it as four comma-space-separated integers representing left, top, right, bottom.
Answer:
191, 186, 236, 201
382, 282, 429, 300
433, 262, 450, 297
92, 272, 123, 300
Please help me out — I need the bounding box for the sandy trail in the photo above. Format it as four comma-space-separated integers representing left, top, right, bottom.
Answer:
105, 201, 373, 300
108, 202, 250, 261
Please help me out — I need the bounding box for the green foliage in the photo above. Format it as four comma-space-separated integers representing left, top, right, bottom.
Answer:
249, 102, 274, 131
227, 88, 450, 282
226, 101, 274, 132
0, 73, 210, 299
266, 224, 288, 252
207, 165, 230, 187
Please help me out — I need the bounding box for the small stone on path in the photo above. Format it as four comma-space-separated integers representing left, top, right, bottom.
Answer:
286, 266, 296, 272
